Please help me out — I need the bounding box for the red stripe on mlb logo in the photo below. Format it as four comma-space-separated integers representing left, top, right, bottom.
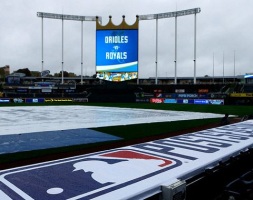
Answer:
100, 150, 173, 167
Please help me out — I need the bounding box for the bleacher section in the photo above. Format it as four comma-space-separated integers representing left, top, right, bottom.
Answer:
1, 82, 253, 105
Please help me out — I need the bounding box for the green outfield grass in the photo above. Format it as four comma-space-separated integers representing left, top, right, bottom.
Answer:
0, 103, 252, 167
84, 103, 253, 116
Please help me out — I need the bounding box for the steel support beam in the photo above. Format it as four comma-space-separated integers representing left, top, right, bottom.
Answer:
37, 12, 100, 84
139, 8, 201, 85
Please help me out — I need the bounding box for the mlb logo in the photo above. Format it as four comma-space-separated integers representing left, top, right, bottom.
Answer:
0, 149, 181, 200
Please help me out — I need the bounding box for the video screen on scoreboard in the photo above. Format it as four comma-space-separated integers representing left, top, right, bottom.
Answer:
96, 29, 138, 82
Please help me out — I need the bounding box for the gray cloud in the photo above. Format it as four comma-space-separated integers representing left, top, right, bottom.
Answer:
0, 0, 252, 78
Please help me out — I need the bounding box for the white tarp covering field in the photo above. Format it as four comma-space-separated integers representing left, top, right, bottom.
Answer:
0, 105, 224, 135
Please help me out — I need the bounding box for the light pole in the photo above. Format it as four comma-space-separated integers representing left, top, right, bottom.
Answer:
155, 16, 158, 85
139, 8, 201, 85
81, 21, 83, 85
174, 15, 177, 84
193, 12, 197, 84
234, 50, 236, 83
37, 12, 100, 84
213, 52, 214, 83
223, 51, 224, 84
61, 17, 64, 84
41, 17, 44, 72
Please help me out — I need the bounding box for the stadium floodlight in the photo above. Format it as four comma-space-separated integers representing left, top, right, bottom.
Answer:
139, 8, 201, 20
37, 12, 101, 23
37, 12, 101, 84
138, 8, 201, 84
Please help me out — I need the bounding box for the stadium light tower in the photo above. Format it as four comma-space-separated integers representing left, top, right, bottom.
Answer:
37, 12, 101, 84
139, 8, 201, 84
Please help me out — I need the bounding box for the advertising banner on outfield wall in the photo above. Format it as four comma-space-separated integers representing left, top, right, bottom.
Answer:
72, 98, 88, 103
12, 98, 25, 103
26, 98, 45, 103
151, 98, 224, 105
0, 98, 10, 103
164, 99, 177, 103
136, 98, 150, 103
194, 99, 209, 104
163, 93, 177, 98
208, 99, 224, 105
150, 98, 164, 103
199, 94, 208, 98
177, 93, 198, 98
160, 93, 209, 98
177, 99, 194, 104
45, 98, 73, 102
230, 93, 253, 97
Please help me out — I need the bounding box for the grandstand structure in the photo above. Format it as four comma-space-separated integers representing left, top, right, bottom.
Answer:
2, 74, 247, 85
1, 74, 253, 105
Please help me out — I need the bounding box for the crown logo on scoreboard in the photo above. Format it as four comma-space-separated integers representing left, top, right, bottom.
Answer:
96, 15, 139, 30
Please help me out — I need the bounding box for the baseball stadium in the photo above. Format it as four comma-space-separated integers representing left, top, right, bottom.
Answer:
1, 6, 253, 200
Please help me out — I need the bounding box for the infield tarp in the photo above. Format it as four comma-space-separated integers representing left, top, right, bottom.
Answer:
0, 106, 224, 155
0, 105, 224, 136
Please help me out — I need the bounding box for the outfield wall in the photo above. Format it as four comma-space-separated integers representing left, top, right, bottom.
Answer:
0, 98, 88, 103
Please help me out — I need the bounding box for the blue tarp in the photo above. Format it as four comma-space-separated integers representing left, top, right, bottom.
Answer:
0, 129, 122, 154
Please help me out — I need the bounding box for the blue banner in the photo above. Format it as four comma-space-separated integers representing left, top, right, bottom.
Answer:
164, 99, 177, 104
194, 99, 209, 104
25, 98, 45, 103
208, 99, 224, 105
177, 93, 198, 98
0, 98, 10, 103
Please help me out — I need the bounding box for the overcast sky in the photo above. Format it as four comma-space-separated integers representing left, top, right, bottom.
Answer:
0, 0, 252, 78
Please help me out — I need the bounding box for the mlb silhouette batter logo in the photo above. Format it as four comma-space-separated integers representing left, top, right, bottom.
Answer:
0, 149, 181, 200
